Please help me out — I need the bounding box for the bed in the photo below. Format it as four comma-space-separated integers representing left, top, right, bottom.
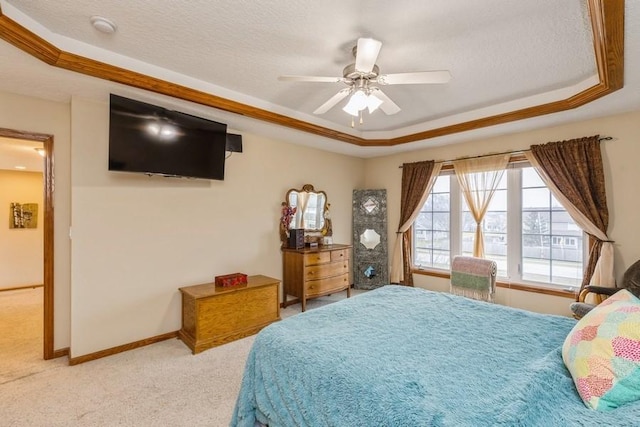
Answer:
230, 285, 640, 426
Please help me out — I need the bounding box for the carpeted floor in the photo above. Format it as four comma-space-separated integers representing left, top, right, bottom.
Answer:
0, 287, 53, 385
0, 287, 363, 426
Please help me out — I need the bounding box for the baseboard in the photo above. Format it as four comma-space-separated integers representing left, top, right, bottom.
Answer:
68, 331, 179, 366
51, 347, 69, 359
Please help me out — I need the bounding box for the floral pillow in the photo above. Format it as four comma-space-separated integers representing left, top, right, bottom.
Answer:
562, 289, 640, 411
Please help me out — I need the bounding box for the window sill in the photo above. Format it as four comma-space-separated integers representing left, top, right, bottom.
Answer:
411, 268, 577, 299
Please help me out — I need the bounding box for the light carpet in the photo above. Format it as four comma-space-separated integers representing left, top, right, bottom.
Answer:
0, 287, 53, 385
0, 288, 363, 426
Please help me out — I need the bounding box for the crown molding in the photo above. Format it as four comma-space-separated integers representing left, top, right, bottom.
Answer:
0, 0, 624, 147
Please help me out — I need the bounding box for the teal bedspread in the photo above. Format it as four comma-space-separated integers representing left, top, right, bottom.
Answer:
230, 286, 640, 426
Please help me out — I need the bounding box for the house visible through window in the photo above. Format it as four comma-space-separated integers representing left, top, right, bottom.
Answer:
413, 165, 584, 290
413, 175, 451, 270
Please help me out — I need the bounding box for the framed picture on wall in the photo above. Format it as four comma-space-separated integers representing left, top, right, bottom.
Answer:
9, 202, 38, 229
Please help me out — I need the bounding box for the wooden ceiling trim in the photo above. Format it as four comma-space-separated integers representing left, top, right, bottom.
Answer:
0, 0, 624, 147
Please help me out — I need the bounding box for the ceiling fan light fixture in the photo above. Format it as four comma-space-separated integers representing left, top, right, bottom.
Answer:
351, 90, 368, 110
343, 90, 383, 117
279, 37, 450, 118
343, 90, 364, 116
366, 94, 383, 114
342, 100, 360, 117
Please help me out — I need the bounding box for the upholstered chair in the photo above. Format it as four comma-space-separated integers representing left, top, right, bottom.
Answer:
570, 259, 640, 319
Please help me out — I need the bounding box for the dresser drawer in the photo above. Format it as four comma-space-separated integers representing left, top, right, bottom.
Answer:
304, 251, 331, 266
282, 243, 352, 312
305, 260, 348, 280
306, 274, 349, 297
330, 249, 349, 262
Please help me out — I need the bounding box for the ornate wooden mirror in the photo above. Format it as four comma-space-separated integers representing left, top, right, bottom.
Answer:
280, 184, 331, 245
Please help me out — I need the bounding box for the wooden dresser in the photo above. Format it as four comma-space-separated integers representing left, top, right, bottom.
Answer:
178, 275, 280, 354
282, 244, 351, 311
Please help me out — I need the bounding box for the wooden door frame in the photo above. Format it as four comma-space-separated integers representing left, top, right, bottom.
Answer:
0, 127, 55, 359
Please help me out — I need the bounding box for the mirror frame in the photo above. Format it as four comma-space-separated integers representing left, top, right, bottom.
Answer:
281, 184, 331, 244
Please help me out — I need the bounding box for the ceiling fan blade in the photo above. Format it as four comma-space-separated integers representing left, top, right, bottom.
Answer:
278, 75, 344, 83
313, 88, 351, 114
370, 88, 401, 115
355, 38, 382, 74
377, 70, 452, 85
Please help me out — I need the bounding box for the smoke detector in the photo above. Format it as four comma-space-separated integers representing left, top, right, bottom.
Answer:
90, 16, 117, 34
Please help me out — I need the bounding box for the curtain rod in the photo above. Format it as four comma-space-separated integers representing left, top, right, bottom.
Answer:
398, 136, 613, 168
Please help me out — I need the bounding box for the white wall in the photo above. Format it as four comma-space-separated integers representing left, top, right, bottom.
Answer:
0, 170, 43, 289
0, 91, 71, 349
69, 97, 365, 357
365, 110, 640, 316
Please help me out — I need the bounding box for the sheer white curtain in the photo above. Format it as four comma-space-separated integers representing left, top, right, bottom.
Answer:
295, 192, 309, 229
525, 152, 614, 287
453, 154, 510, 258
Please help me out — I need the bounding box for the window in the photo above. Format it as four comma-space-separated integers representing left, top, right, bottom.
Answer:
413, 175, 451, 270
461, 172, 508, 277
521, 167, 584, 286
413, 165, 584, 290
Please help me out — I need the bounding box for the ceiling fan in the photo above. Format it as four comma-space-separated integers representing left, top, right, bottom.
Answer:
279, 38, 451, 120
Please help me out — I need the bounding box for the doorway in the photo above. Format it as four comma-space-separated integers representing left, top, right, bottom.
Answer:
0, 127, 55, 360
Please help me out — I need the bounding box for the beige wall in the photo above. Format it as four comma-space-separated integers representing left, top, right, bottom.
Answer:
69, 97, 365, 357
0, 170, 43, 289
0, 91, 71, 349
365, 110, 640, 316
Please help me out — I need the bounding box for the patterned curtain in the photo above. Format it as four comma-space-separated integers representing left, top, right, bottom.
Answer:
390, 160, 442, 286
526, 135, 613, 296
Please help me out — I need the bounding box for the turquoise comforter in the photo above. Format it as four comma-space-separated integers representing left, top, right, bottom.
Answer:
231, 286, 640, 426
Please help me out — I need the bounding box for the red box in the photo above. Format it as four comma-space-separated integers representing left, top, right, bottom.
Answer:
215, 273, 248, 288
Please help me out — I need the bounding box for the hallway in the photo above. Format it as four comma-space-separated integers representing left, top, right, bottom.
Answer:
0, 287, 49, 384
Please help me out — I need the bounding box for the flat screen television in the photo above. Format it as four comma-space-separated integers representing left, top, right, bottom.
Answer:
108, 94, 227, 180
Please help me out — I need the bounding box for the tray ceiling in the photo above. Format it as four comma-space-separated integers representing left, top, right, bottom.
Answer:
0, 0, 636, 158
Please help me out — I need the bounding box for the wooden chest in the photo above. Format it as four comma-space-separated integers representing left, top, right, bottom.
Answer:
282, 244, 351, 311
178, 275, 280, 354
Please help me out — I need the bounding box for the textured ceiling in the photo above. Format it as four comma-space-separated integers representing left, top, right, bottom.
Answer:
0, 0, 638, 158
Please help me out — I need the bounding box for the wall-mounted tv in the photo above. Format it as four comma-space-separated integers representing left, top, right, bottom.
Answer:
108, 94, 228, 180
